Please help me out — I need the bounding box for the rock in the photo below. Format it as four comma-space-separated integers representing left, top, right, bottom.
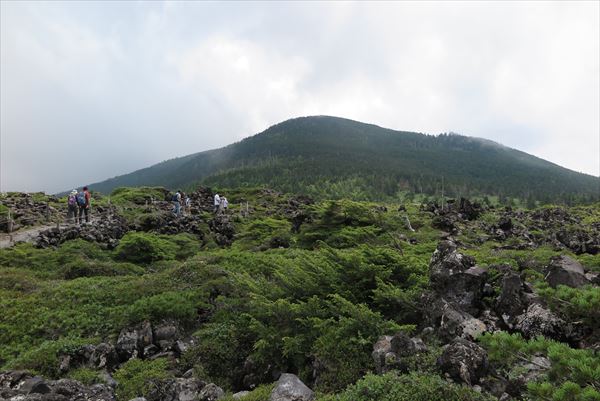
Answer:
232, 391, 250, 399
129, 398, 148, 401
422, 295, 487, 342
495, 272, 531, 328
515, 304, 566, 340
438, 338, 488, 385
153, 321, 180, 350
269, 374, 314, 401
497, 217, 513, 232
372, 333, 427, 374
146, 378, 206, 401
18, 378, 50, 395
90, 343, 119, 370
209, 215, 236, 247
198, 383, 225, 401
116, 321, 154, 361
429, 241, 486, 314
545, 256, 590, 288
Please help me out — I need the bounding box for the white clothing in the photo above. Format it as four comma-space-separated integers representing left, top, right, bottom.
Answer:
214, 194, 221, 206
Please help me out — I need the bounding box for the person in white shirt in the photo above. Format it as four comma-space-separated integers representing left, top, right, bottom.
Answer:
214, 193, 221, 214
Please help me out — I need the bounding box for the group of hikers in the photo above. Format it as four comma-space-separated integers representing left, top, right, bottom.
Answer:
66, 186, 91, 223
171, 190, 192, 217
66, 187, 229, 223
171, 190, 228, 217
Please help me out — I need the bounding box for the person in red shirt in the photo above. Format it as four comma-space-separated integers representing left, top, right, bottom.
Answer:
78, 186, 92, 223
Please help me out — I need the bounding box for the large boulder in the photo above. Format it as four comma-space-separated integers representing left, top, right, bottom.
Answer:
116, 321, 154, 362
269, 374, 314, 401
198, 383, 225, 401
545, 256, 590, 288
372, 333, 427, 374
0, 374, 116, 401
429, 241, 486, 315
494, 272, 532, 328
515, 304, 566, 340
153, 321, 181, 351
421, 295, 487, 341
209, 215, 236, 247
146, 378, 206, 401
438, 339, 489, 385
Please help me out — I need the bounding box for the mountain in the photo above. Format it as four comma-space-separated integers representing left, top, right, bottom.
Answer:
89, 116, 599, 203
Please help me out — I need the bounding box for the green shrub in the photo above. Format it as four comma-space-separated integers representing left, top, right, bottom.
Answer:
113, 358, 171, 401
5, 337, 94, 378
480, 332, 600, 400
127, 290, 208, 326
67, 367, 102, 385
537, 284, 600, 330
62, 260, 145, 279
220, 384, 275, 401
110, 187, 167, 205
114, 232, 178, 264
318, 372, 494, 401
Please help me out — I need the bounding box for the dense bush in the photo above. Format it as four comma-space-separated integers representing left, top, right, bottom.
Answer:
114, 232, 178, 264
317, 372, 495, 401
113, 358, 172, 401
480, 332, 600, 401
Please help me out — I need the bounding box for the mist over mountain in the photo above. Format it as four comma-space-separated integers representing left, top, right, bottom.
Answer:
89, 116, 599, 204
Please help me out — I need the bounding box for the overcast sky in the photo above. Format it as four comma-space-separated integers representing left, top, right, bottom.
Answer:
1, 1, 599, 193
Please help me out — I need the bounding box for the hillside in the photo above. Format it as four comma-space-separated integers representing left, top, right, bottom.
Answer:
88, 116, 599, 204
0, 187, 599, 401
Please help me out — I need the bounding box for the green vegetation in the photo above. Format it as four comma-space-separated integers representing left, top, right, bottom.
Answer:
480, 332, 600, 401
113, 358, 172, 401
1, 185, 599, 400
317, 372, 495, 401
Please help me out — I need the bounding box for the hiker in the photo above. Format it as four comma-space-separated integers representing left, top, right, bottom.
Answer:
214, 193, 221, 214
222, 196, 229, 212
77, 186, 91, 223
185, 195, 191, 215
67, 190, 78, 223
172, 190, 182, 217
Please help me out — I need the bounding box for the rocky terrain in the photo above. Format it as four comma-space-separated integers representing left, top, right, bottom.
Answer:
0, 187, 598, 401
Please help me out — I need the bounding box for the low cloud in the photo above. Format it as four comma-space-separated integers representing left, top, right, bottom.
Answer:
1, 1, 598, 193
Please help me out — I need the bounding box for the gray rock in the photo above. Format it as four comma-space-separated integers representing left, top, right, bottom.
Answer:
128, 398, 148, 401
153, 321, 180, 350
90, 343, 119, 370
545, 256, 590, 288
269, 374, 314, 401
429, 241, 486, 314
232, 391, 250, 399
495, 272, 531, 328
116, 321, 154, 361
146, 378, 206, 401
438, 338, 488, 385
515, 304, 566, 340
372, 333, 427, 374
18, 378, 50, 395
437, 300, 486, 341
198, 383, 224, 401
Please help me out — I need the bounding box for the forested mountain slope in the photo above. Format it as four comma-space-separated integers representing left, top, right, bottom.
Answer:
89, 116, 599, 203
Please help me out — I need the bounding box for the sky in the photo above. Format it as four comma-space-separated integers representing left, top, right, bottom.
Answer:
1, 1, 599, 193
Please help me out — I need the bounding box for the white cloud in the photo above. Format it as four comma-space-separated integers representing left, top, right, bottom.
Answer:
1, 1, 598, 193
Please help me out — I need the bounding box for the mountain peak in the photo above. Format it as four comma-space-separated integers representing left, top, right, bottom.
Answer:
87, 117, 599, 204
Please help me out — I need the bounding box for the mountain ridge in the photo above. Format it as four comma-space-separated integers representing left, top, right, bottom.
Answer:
87, 116, 599, 204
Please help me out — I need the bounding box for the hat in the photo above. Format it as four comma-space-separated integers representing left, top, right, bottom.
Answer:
71, 190, 78, 195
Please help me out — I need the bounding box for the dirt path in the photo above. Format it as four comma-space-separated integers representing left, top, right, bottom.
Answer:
0, 220, 96, 249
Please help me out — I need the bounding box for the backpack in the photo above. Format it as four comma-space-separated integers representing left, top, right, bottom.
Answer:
76, 192, 86, 206
172, 193, 179, 202
68, 195, 77, 206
